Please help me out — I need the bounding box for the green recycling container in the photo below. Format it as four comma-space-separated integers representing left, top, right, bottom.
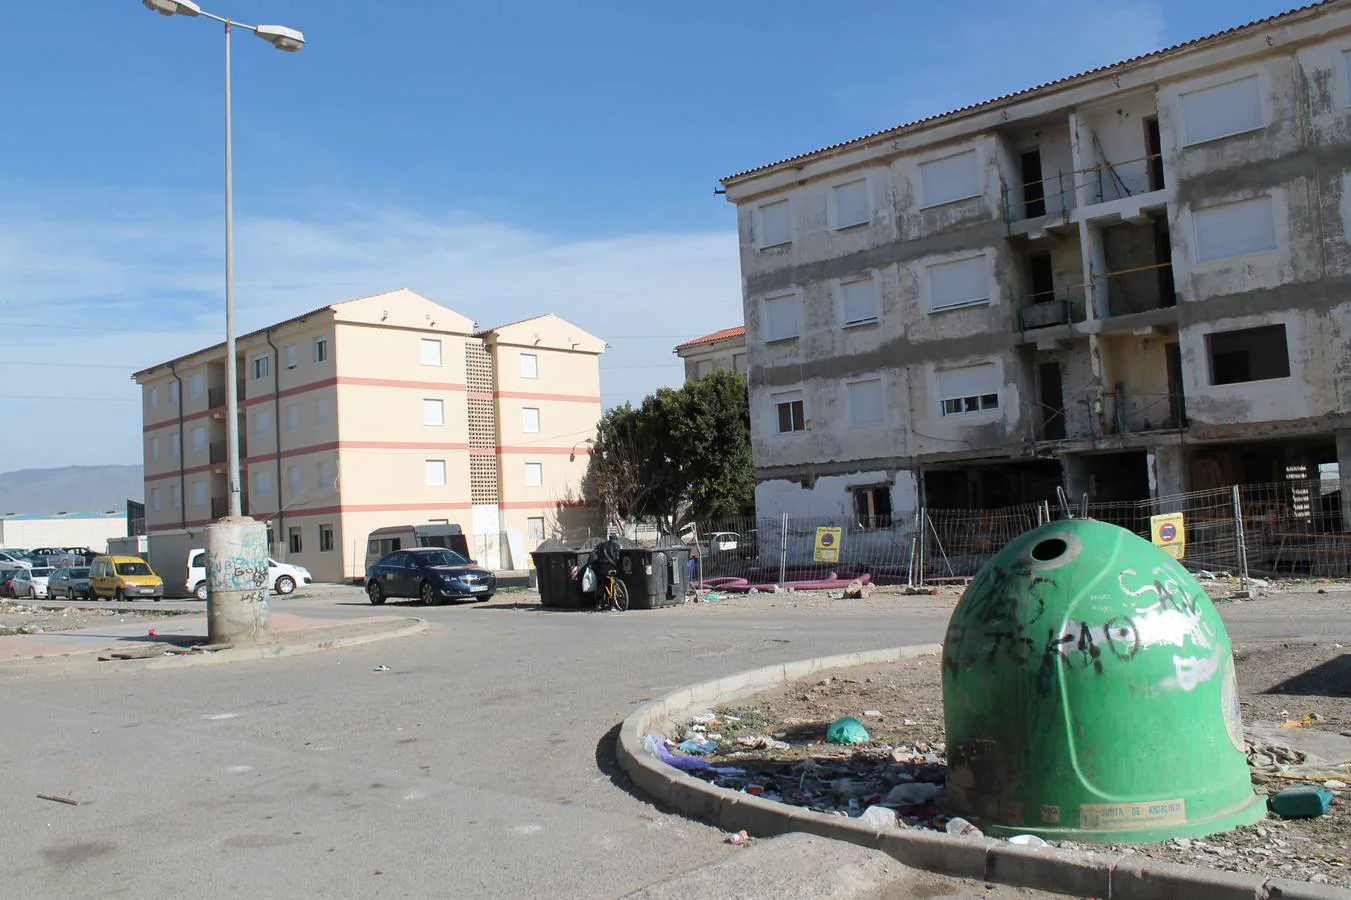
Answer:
942, 518, 1264, 843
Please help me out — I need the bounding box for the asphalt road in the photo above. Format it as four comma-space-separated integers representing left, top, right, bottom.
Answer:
3, 586, 1349, 899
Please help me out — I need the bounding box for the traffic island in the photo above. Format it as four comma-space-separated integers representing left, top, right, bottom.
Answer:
616, 646, 1351, 899
0, 610, 428, 679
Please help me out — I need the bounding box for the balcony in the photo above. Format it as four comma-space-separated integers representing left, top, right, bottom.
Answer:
1100, 387, 1186, 436
208, 385, 226, 409
1004, 150, 1166, 229
1094, 262, 1177, 323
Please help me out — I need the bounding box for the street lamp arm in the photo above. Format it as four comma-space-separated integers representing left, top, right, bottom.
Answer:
141, 1, 306, 50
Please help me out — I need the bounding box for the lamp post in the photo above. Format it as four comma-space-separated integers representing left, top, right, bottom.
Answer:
142, 0, 304, 644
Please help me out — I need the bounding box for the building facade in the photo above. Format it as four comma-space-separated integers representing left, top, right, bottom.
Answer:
133, 290, 605, 582
674, 326, 747, 382
0, 511, 129, 552
721, 1, 1351, 526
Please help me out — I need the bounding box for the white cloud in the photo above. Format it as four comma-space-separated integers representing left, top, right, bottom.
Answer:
0, 182, 742, 473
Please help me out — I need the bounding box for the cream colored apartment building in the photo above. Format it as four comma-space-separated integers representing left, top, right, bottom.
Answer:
673, 326, 746, 382
133, 289, 605, 582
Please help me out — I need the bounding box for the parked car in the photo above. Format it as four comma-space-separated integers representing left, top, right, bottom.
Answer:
88, 556, 164, 601
0, 549, 33, 569
10, 566, 54, 599
184, 549, 312, 601
364, 548, 495, 605
48, 566, 93, 600
0, 567, 25, 597
30, 547, 82, 567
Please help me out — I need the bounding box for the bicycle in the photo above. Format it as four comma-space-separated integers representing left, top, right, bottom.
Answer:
597, 569, 629, 612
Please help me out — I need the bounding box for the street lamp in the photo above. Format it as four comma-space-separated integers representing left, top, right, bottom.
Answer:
141, 0, 304, 520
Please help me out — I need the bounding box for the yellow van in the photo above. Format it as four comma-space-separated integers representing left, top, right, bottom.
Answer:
89, 556, 165, 602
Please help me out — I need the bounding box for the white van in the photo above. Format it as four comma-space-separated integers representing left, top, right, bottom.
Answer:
185, 549, 313, 601
364, 524, 470, 571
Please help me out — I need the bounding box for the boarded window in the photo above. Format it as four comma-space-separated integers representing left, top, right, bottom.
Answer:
936, 364, 1000, 417
928, 255, 990, 310
420, 338, 442, 367
919, 150, 979, 207
758, 199, 791, 247
520, 353, 539, 379
522, 407, 540, 433
763, 293, 800, 341
425, 459, 447, 486
1179, 75, 1262, 145
524, 462, 543, 487
256, 470, 273, 497
840, 277, 878, 325
847, 379, 884, 427
1192, 196, 1276, 263
423, 398, 444, 426
1207, 324, 1291, 385
832, 179, 869, 228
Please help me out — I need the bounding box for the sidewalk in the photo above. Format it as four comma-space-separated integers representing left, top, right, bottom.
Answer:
0, 611, 427, 678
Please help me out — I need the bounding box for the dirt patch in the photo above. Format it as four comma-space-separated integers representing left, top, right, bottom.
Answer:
663, 641, 1351, 889
0, 600, 192, 636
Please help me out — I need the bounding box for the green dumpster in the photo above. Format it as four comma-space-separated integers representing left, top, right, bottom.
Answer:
941, 518, 1264, 843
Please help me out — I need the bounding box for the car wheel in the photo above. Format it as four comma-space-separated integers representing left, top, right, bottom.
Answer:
419, 581, 438, 606
275, 575, 296, 595
114, 588, 124, 603
366, 581, 385, 605
194, 581, 209, 602
29, 587, 37, 600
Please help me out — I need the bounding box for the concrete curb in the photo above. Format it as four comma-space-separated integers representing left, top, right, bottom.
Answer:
0, 617, 428, 680
615, 645, 1349, 900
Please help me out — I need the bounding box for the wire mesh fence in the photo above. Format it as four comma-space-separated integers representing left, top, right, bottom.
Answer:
682, 476, 1350, 590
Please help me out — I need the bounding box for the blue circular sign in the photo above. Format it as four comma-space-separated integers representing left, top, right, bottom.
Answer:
820, 532, 835, 546
1159, 523, 1178, 542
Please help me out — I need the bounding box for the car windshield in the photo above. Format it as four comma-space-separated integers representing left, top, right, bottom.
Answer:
30, 568, 53, 577
416, 550, 469, 567
115, 563, 152, 576
69, 568, 90, 577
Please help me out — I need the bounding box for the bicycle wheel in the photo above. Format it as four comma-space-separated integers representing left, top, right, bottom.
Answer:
611, 578, 629, 612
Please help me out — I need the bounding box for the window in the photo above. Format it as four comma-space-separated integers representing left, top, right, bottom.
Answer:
192, 481, 206, 507
149, 386, 159, 410
252, 411, 271, 438
832, 178, 869, 229
287, 465, 302, 494
252, 354, 270, 380
421, 338, 442, 367
256, 470, 273, 497
288, 527, 303, 554
285, 404, 300, 433
150, 487, 161, 511
524, 462, 544, 487
314, 338, 329, 363
316, 397, 332, 425
1179, 75, 1262, 146
928, 255, 990, 311
757, 199, 791, 248
937, 363, 1000, 417
919, 149, 979, 207
522, 407, 540, 433
168, 381, 179, 406
847, 379, 885, 428
423, 398, 445, 426
853, 486, 893, 529
774, 391, 806, 434
520, 352, 539, 379
733, 353, 747, 374
1207, 324, 1291, 385
170, 430, 180, 457
150, 436, 160, 461
191, 426, 205, 452
283, 344, 297, 370
1192, 196, 1277, 263
317, 460, 335, 489
170, 484, 181, 509
319, 524, 335, 552
840, 277, 878, 325
425, 459, 447, 486
763, 292, 800, 342
189, 374, 204, 400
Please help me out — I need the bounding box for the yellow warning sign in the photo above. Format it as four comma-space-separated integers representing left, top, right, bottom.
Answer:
813, 527, 842, 564
1080, 798, 1186, 831
1150, 512, 1186, 560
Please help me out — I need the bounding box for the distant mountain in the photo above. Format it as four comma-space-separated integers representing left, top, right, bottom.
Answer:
0, 466, 143, 515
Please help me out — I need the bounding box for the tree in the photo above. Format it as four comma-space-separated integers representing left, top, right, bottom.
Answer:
590, 369, 753, 534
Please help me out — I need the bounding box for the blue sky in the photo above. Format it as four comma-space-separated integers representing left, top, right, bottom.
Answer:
0, 0, 1295, 473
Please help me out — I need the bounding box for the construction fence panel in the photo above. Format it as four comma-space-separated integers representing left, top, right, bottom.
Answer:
1238, 477, 1351, 578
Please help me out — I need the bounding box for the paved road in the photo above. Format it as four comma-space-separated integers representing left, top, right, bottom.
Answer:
3, 588, 1349, 899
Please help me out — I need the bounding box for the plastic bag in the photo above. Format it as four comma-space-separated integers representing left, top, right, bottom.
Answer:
581, 565, 596, 593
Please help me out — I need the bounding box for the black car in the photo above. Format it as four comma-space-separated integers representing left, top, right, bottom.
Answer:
365, 548, 495, 605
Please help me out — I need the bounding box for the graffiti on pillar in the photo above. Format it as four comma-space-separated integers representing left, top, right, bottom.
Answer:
205, 527, 271, 609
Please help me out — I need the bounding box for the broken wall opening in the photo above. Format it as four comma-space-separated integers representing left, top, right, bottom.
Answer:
922, 460, 1063, 510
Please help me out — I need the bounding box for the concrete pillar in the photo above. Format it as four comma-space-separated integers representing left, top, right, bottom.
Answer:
205, 516, 270, 645
1062, 455, 1090, 508
1337, 430, 1351, 533
1147, 446, 1188, 514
